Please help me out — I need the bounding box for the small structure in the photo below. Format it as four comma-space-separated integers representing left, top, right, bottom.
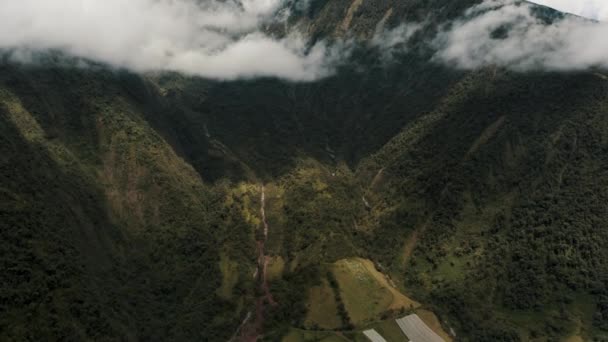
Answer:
396, 314, 444, 342
363, 329, 388, 342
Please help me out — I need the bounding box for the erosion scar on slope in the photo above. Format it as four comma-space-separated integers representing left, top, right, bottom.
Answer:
339, 0, 364, 33
402, 216, 432, 270
236, 185, 276, 342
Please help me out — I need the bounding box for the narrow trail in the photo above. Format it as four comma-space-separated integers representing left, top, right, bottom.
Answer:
236, 185, 276, 342
258, 186, 276, 306
228, 312, 251, 342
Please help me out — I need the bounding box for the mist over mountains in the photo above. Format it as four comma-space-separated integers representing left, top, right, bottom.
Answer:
2, 0, 608, 80
0, 0, 334, 80
2, 1, 608, 341
434, 0, 608, 71
533, 0, 608, 20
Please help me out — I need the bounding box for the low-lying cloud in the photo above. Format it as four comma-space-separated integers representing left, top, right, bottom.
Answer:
0, 0, 337, 81
371, 23, 422, 62
433, 0, 608, 71
4, 0, 608, 81
532, 0, 608, 21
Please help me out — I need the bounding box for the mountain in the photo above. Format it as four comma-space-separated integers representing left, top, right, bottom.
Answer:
2, 1, 608, 341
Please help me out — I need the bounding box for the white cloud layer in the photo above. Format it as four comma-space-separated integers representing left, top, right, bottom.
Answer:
532, 0, 608, 21
3, 0, 608, 80
434, 0, 608, 71
0, 0, 336, 81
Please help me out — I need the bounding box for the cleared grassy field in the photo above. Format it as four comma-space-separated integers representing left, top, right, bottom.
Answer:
332, 258, 392, 325
266, 255, 285, 281
360, 259, 419, 311
296, 257, 450, 341
332, 258, 419, 325
371, 320, 409, 342
282, 329, 349, 342
217, 253, 239, 299
304, 278, 342, 330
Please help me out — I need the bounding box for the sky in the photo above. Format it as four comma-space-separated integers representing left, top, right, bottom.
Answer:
532, 0, 608, 20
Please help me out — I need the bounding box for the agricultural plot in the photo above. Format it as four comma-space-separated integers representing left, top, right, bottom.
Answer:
304, 278, 342, 329
415, 310, 453, 341
331, 258, 419, 324
396, 314, 445, 342
282, 329, 349, 342
370, 319, 411, 342
363, 329, 388, 342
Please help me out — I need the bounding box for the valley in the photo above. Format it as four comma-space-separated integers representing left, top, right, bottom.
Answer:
2, 0, 608, 341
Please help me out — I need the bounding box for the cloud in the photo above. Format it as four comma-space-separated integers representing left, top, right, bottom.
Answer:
433, 0, 608, 71
0, 0, 337, 81
9, 0, 606, 81
371, 23, 422, 62
531, 0, 608, 21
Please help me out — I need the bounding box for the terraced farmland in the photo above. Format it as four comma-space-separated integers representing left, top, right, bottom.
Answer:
396, 314, 445, 342
363, 329, 388, 342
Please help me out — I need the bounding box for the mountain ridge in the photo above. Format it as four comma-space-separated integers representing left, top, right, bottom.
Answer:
2, 1, 608, 341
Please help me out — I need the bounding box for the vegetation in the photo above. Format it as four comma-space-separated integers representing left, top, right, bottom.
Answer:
304, 277, 342, 330
327, 270, 354, 330
2, 0, 608, 341
361, 70, 608, 341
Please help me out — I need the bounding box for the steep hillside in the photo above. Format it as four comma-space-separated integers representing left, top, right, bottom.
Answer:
358, 69, 608, 340
0, 64, 257, 341
2, 1, 608, 341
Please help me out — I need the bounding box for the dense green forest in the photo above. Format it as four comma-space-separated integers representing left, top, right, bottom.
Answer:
1, 0, 608, 341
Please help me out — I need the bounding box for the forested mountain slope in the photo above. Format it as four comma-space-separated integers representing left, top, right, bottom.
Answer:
1, 0, 608, 341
